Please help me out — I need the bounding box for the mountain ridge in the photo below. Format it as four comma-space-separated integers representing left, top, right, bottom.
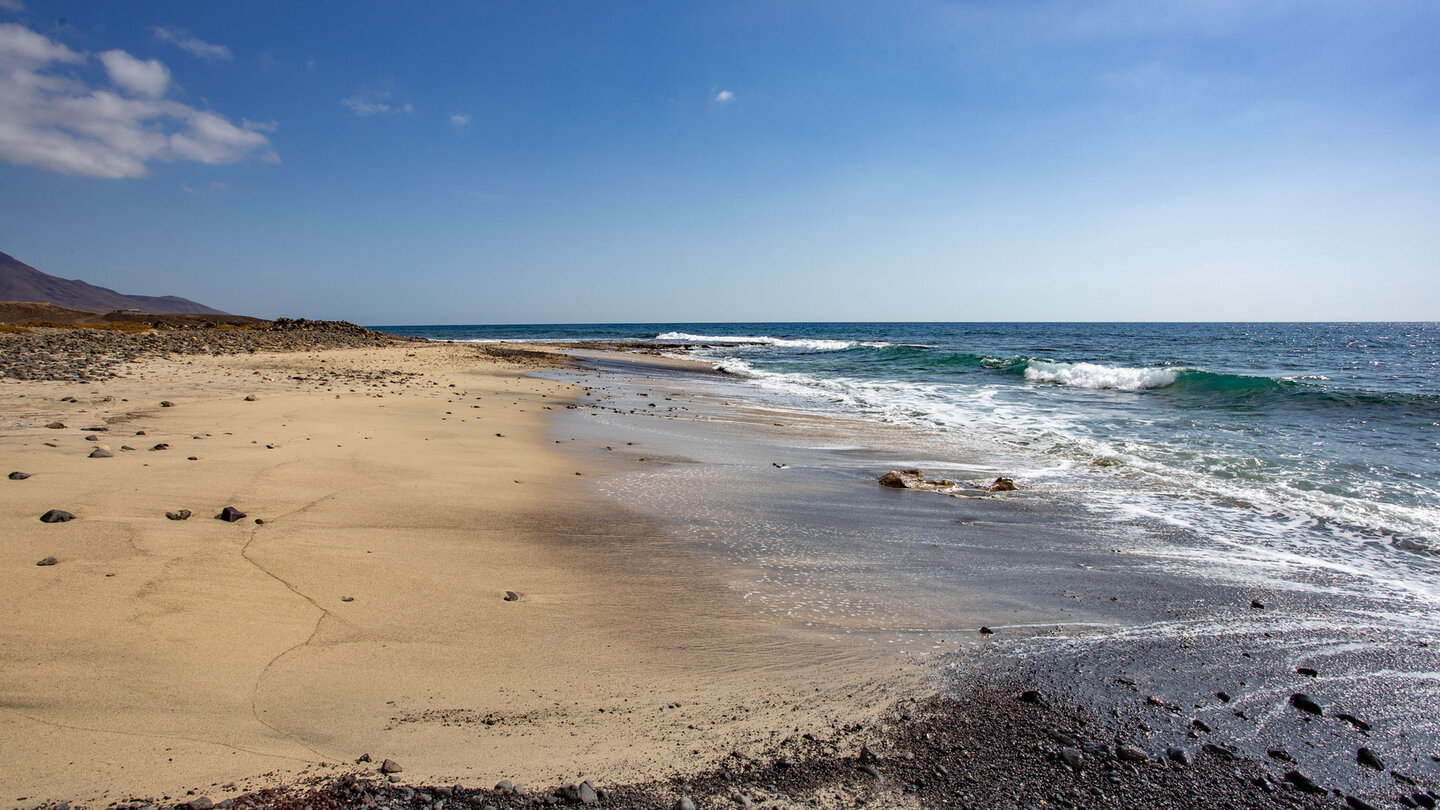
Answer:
0, 251, 228, 315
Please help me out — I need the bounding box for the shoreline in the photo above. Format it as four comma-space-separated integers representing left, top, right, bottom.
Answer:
1, 327, 1435, 809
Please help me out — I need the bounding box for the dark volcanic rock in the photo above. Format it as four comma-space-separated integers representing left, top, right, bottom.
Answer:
39, 509, 75, 523
503, 591, 521, 601
1284, 770, 1326, 794
216, 506, 247, 522
9, 471, 31, 479
89, 447, 112, 458
1357, 747, 1385, 771
166, 509, 192, 521
36, 556, 58, 566
1289, 693, 1323, 715
379, 758, 403, 774
1336, 713, 1372, 731
1117, 745, 1148, 762
160, 400, 175, 407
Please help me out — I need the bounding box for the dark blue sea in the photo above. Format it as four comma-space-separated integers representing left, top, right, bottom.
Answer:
378, 322, 1440, 598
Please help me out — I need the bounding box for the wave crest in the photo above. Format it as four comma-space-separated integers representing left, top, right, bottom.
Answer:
1024, 361, 1182, 391
655, 332, 863, 351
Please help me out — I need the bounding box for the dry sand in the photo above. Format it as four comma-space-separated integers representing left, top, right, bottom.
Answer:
0, 342, 917, 807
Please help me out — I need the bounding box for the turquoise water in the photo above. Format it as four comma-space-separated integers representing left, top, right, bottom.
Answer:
379, 322, 1440, 562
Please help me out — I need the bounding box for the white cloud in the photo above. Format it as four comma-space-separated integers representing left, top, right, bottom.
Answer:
0, 0, 26, 13
99, 49, 170, 97
150, 27, 233, 62
449, 113, 470, 128
0, 23, 277, 178
714, 89, 735, 104
342, 90, 413, 117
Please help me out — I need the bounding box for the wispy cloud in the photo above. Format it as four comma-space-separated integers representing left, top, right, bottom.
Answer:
0, 0, 26, 13
342, 89, 413, 117
713, 89, 735, 104
0, 22, 278, 178
98, 49, 170, 97
150, 27, 232, 62
449, 113, 470, 128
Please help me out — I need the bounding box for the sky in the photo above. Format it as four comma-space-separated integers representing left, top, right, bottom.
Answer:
0, 1, 1437, 324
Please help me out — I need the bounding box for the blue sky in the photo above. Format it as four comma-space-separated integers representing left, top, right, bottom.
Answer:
1, 1, 1437, 323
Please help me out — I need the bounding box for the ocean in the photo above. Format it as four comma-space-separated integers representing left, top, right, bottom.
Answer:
378, 321, 1440, 788
380, 321, 1439, 574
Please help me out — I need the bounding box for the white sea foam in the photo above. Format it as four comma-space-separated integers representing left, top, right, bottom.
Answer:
655, 332, 870, 352
1023, 361, 1182, 390
678, 345, 1440, 603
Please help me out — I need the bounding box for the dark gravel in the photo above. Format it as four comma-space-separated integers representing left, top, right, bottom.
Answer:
79, 677, 1402, 810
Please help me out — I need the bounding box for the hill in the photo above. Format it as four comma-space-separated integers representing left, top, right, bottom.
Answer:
0, 251, 228, 315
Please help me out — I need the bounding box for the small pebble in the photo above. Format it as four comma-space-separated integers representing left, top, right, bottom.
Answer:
216, 506, 247, 522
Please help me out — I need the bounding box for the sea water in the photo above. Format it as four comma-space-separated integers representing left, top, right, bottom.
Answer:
381, 322, 1438, 557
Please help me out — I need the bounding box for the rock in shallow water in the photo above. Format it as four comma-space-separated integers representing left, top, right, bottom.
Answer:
987, 476, 1017, 492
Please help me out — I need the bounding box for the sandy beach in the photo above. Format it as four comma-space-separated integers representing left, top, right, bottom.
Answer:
1, 337, 913, 807
2, 327, 1432, 810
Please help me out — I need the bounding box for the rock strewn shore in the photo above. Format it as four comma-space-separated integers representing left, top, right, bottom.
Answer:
0, 319, 417, 382
81, 680, 1338, 810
